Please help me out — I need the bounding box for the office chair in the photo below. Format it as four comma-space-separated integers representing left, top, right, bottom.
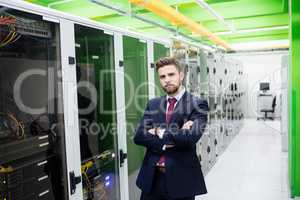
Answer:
260, 96, 276, 120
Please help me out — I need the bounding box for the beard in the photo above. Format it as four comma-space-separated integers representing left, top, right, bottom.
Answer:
162, 83, 181, 95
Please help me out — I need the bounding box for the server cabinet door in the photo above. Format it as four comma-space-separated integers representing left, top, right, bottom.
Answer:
74, 24, 121, 200
123, 36, 148, 200
60, 19, 83, 200
0, 6, 69, 200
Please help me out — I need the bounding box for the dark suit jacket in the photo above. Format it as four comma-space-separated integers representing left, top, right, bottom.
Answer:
134, 91, 208, 198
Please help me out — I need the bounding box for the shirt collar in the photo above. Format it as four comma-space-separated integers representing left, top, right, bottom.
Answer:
166, 86, 186, 102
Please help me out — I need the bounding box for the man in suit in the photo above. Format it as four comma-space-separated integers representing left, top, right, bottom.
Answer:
134, 57, 208, 200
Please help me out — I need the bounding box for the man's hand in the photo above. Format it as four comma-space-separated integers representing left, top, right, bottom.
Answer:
148, 128, 174, 149
148, 127, 164, 137
148, 128, 156, 135
182, 120, 193, 129
165, 144, 174, 148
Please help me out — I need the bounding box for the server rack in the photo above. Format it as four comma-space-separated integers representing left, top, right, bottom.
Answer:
0, 1, 171, 200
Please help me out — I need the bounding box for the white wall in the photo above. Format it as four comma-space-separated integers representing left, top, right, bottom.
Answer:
281, 55, 289, 152
227, 51, 289, 118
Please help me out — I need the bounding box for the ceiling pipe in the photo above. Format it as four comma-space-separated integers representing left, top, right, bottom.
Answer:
128, 0, 231, 50
195, 0, 235, 32
90, 0, 218, 51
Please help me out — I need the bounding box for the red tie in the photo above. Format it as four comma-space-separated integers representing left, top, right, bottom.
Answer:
157, 97, 177, 167
166, 98, 177, 124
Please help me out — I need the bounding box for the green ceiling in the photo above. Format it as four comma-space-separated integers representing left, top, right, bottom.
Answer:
26, 0, 289, 46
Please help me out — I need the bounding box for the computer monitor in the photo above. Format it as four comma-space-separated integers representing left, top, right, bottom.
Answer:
260, 82, 270, 91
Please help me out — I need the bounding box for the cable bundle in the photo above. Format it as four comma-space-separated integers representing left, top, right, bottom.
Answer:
0, 15, 21, 48
0, 112, 25, 140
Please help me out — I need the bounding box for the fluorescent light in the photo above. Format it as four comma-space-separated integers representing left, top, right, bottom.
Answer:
215, 25, 289, 36
231, 39, 289, 51
195, 0, 235, 32
48, 0, 73, 8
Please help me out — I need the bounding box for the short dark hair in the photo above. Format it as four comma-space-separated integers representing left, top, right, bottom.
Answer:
155, 57, 183, 72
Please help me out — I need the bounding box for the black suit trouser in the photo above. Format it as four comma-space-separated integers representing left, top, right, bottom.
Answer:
140, 169, 195, 200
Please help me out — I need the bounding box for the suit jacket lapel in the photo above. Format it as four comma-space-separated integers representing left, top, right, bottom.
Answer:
158, 96, 167, 127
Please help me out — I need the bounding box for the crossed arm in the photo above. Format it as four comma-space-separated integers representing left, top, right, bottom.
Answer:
133, 100, 208, 153
147, 121, 194, 149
